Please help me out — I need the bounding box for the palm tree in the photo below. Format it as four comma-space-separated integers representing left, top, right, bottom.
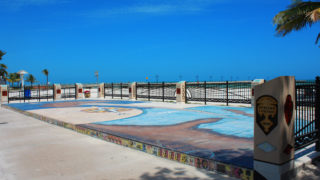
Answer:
274, 0, 320, 46
6, 73, 20, 87
0, 50, 5, 60
0, 64, 8, 81
42, 69, 49, 85
25, 74, 37, 87
0, 50, 7, 84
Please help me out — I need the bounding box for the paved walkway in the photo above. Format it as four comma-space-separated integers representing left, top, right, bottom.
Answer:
0, 107, 237, 180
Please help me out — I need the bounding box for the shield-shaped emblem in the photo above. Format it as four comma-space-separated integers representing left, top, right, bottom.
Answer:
284, 95, 293, 126
256, 95, 278, 135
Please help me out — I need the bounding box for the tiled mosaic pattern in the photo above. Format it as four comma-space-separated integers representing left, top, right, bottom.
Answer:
3, 105, 254, 180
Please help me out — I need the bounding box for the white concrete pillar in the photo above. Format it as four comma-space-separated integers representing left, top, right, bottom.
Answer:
98, 83, 105, 98
129, 82, 137, 100
176, 81, 186, 103
254, 76, 295, 180
251, 79, 265, 107
76, 83, 84, 99
53, 84, 62, 100
0, 85, 8, 103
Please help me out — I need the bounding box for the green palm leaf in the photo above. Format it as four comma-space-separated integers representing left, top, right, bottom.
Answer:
274, 1, 320, 45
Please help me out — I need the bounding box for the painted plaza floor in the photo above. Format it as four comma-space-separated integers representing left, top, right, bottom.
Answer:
5, 100, 254, 170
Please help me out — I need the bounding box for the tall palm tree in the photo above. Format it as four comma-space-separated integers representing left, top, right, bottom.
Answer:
0, 64, 8, 80
6, 73, 20, 87
0, 50, 7, 84
0, 50, 5, 60
25, 74, 37, 87
274, 0, 320, 45
42, 69, 49, 85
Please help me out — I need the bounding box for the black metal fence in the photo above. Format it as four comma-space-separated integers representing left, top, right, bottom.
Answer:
295, 77, 320, 150
104, 83, 129, 99
61, 84, 76, 99
186, 81, 252, 105
135, 82, 176, 101
8, 85, 54, 103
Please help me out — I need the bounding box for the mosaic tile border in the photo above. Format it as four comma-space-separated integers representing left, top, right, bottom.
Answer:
2, 104, 254, 180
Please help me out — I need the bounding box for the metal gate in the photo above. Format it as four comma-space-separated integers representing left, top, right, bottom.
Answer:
136, 82, 176, 101
186, 81, 252, 105
8, 85, 54, 103
295, 77, 320, 150
61, 84, 76, 99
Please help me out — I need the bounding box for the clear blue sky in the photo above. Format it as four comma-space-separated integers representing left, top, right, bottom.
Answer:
1, 0, 319, 84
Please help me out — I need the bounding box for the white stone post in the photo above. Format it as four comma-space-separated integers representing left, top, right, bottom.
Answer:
76, 83, 84, 99
251, 79, 265, 107
98, 83, 105, 98
254, 76, 295, 180
176, 81, 186, 103
129, 82, 137, 100
53, 84, 62, 100
0, 85, 8, 103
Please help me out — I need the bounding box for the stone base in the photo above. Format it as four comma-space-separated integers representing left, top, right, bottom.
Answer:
254, 160, 295, 180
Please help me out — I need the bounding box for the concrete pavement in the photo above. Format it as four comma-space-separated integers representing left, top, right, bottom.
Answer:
0, 107, 237, 180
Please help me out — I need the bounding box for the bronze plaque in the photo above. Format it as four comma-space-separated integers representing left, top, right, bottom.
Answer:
256, 95, 278, 135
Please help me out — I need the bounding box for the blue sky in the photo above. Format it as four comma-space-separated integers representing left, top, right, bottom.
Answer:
1, 0, 319, 84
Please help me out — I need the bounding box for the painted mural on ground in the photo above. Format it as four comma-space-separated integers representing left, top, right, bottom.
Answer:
5, 100, 254, 170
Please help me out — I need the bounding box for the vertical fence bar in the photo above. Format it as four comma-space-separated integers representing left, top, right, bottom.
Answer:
120, 83, 123, 99
111, 83, 114, 99
38, 85, 40, 102
7, 87, 10, 103
74, 85, 76, 100
226, 81, 229, 106
135, 83, 138, 100
148, 82, 150, 101
316, 77, 320, 151
204, 81, 207, 105
103, 83, 106, 99
24, 85, 26, 103
162, 82, 165, 102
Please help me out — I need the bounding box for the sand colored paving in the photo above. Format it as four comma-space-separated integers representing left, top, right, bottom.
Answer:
29, 106, 143, 124
0, 107, 239, 180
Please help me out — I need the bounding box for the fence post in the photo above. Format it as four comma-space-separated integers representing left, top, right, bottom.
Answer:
316, 76, 320, 151
176, 81, 186, 103
38, 85, 41, 102
24, 85, 26, 103
120, 83, 123, 99
104, 83, 106, 99
253, 76, 296, 180
0, 85, 8, 104
111, 83, 114, 99
204, 81, 207, 105
148, 82, 150, 101
135, 83, 138, 100
226, 81, 229, 106
162, 82, 165, 102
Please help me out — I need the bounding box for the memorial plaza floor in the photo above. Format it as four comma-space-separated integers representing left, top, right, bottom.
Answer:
1, 99, 319, 180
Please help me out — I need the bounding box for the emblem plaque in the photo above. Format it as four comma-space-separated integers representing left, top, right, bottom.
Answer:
256, 95, 278, 135
284, 95, 293, 126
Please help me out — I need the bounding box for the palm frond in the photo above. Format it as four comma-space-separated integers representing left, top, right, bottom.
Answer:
316, 32, 320, 44
0, 63, 8, 69
0, 50, 5, 60
274, 1, 320, 36
307, 7, 320, 21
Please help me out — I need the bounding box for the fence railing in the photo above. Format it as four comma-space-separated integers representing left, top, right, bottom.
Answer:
8, 85, 54, 103
104, 83, 129, 99
136, 82, 176, 101
186, 81, 252, 105
295, 77, 320, 150
60, 84, 76, 99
